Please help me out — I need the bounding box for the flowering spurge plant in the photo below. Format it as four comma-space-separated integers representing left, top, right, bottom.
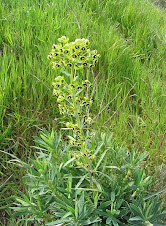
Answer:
12, 37, 166, 225
48, 36, 100, 170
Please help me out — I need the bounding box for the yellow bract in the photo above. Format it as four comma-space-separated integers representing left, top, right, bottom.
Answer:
48, 36, 100, 70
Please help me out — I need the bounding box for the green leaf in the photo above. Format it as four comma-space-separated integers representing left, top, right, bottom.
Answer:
83, 217, 101, 225
95, 150, 108, 171
75, 175, 86, 189
98, 200, 113, 209
37, 195, 42, 212
13, 211, 30, 216
67, 206, 75, 214
105, 166, 120, 170
129, 216, 143, 221
106, 216, 113, 224
92, 178, 103, 192
63, 157, 75, 167
130, 204, 144, 218
62, 211, 72, 218
15, 197, 31, 207
111, 192, 115, 202
144, 188, 166, 200
46, 219, 69, 225
154, 212, 166, 220
95, 142, 104, 155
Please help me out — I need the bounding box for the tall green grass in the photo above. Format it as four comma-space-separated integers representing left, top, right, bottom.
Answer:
0, 0, 166, 223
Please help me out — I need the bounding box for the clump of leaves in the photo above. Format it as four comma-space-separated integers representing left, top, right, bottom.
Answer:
12, 130, 166, 225
11, 37, 166, 225
129, 197, 166, 225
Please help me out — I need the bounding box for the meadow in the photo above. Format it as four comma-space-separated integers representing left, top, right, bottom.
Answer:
0, 0, 166, 225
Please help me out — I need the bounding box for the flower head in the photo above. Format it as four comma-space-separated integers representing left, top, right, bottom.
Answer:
57, 36, 69, 43
48, 36, 100, 70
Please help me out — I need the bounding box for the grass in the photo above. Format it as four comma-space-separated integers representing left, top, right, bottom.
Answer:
153, 0, 166, 8
0, 0, 166, 224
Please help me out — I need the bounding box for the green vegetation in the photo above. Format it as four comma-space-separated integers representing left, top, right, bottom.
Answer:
0, 0, 166, 224
153, 0, 166, 8
11, 36, 166, 224
12, 131, 166, 225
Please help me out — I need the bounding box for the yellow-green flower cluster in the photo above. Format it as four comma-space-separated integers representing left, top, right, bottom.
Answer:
52, 75, 94, 146
53, 76, 93, 118
66, 122, 84, 146
49, 36, 100, 148
48, 36, 100, 70
72, 151, 96, 167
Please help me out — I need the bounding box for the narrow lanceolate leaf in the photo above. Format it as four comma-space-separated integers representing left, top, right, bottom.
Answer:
92, 178, 103, 192
104, 166, 120, 170
75, 175, 86, 189
94, 142, 104, 155
129, 216, 143, 221
98, 200, 113, 209
63, 157, 76, 168
138, 152, 148, 162
62, 211, 72, 219
83, 217, 101, 225
15, 197, 31, 207
144, 188, 166, 200
13, 211, 31, 217
130, 204, 144, 218
153, 212, 166, 221
111, 192, 115, 202
46, 219, 68, 225
95, 150, 108, 171
67, 205, 75, 214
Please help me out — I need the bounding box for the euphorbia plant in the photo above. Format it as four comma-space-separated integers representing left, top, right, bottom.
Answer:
48, 36, 100, 175
11, 37, 166, 225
